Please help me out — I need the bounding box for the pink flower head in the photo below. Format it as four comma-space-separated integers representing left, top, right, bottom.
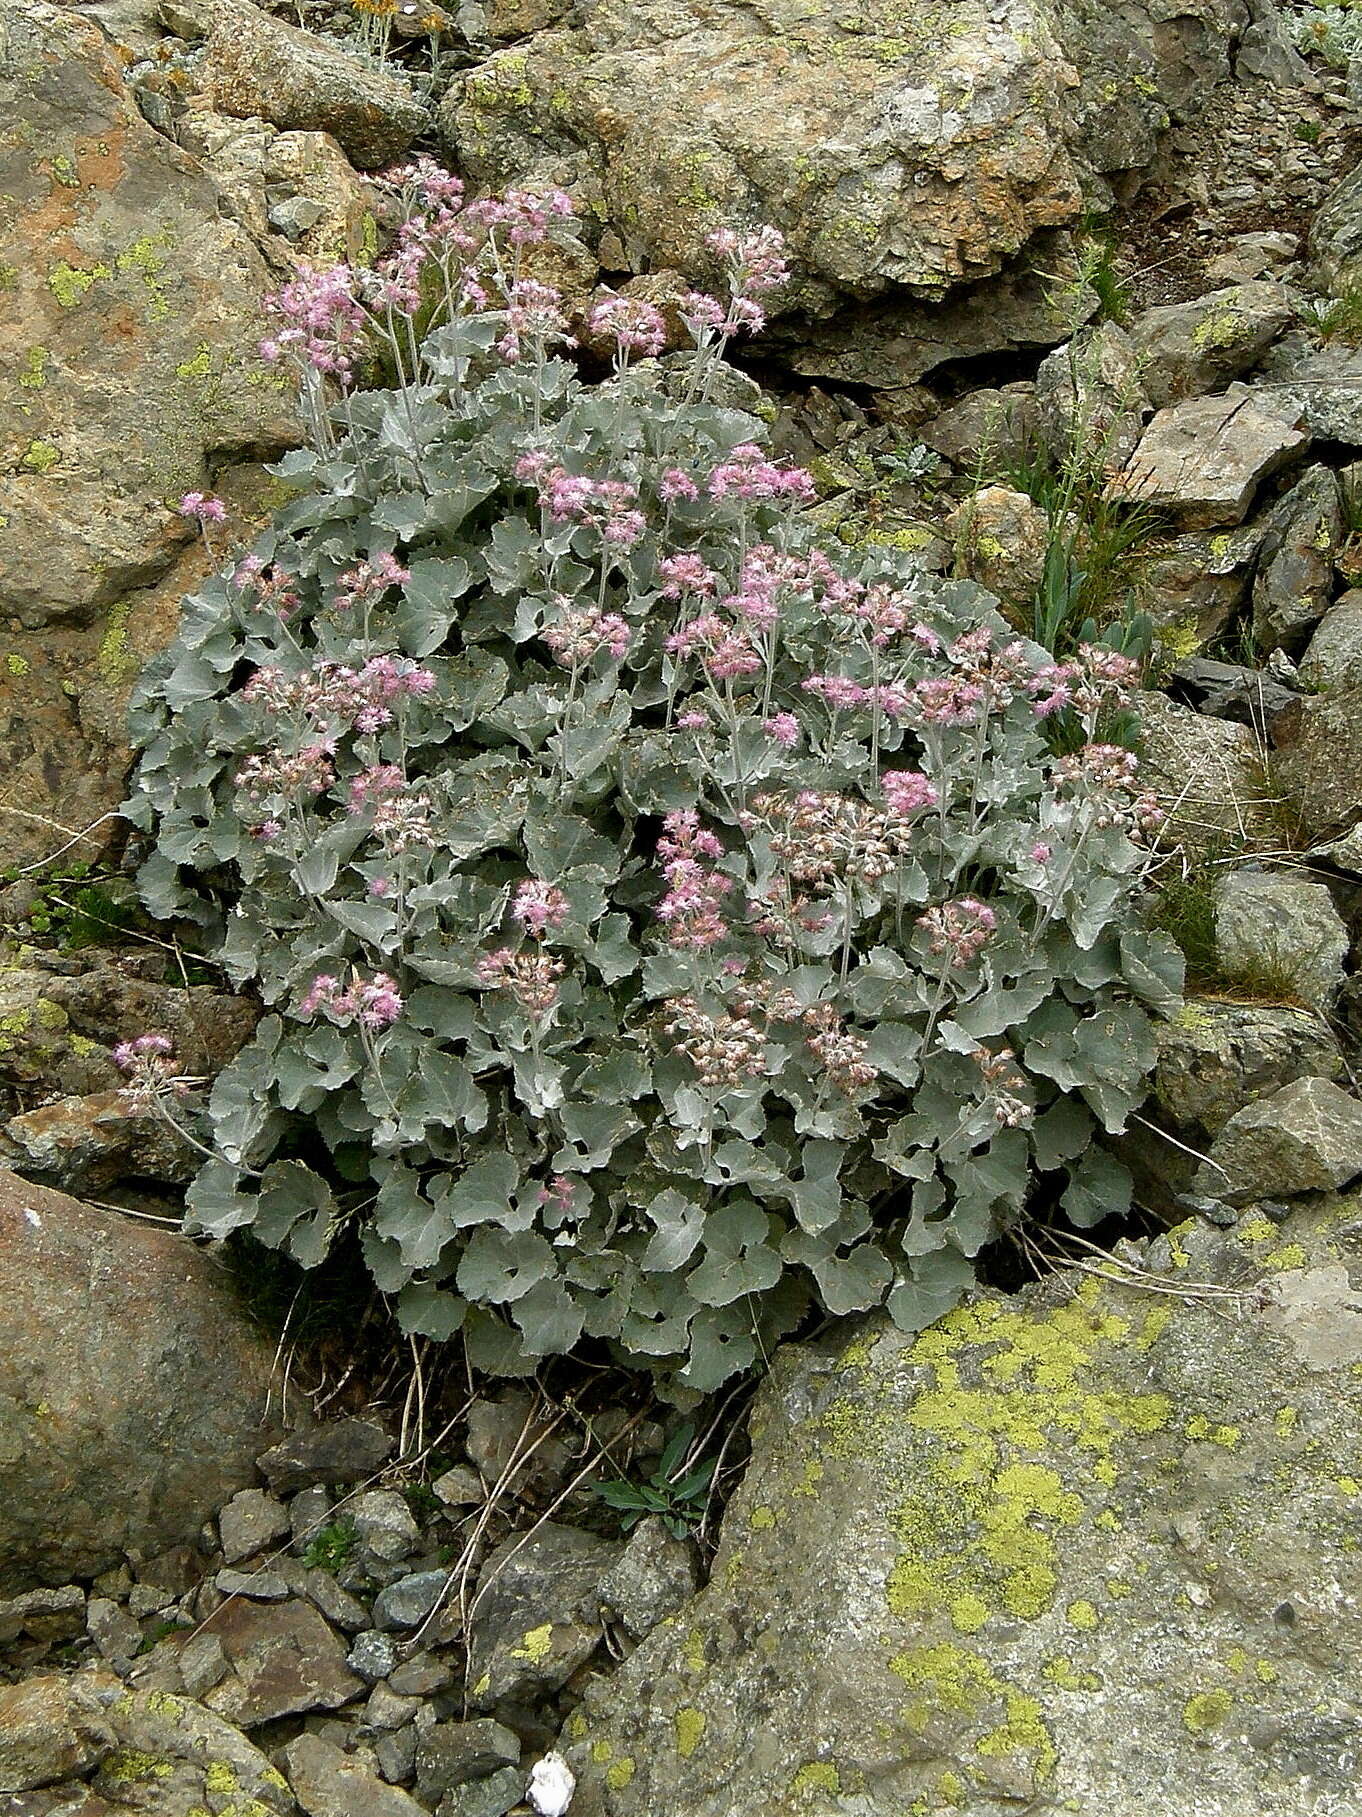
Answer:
706, 445, 815, 504
763, 712, 800, 747
802, 673, 867, 711
513, 879, 570, 936
179, 492, 227, 523
882, 770, 938, 816
658, 553, 717, 599
659, 469, 700, 505
589, 294, 668, 359
1030, 841, 1052, 864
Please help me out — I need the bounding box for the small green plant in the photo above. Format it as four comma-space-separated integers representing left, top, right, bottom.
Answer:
595, 1423, 717, 1539
1301, 286, 1362, 346
1295, 118, 1324, 144
1142, 867, 1220, 987
301, 1517, 358, 1573
1290, 0, 1362, 68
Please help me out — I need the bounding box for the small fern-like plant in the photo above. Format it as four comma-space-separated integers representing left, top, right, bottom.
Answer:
127, 168, 1180, 1394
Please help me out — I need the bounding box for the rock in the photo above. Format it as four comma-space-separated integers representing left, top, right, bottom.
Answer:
220, 1489, 292, 1566
1299, 590, 1362, 690
1127, 282, 1298, 408
432, 1464, 484, 1507
1204, 232, 1300, 287
599, 1516, 699, 1641
439, 0, 1238, 318
465, 1391, 572, 1494
919, 385, 1038, 473
372, 1570, 448, 1632
562, 1200, 1362, 1816
201, 1597, 363, 1726
438, 1768, 525, 1817
86, 1596, 143, 1668
1152, 1001, 1344, 1142
178, 1630, 230, 1697
1252, 466, 1345, 654
943, 486, 1051, 615
1213, 868, 1349, 1009
1034, 320, 1149, 467
1167, 656, 1299, 730
375, 1724, 420, 1785
258, 1420, 394, 1494
0, 2, 299, 863
0, 1676, 113, 1793
0, 1170, 279, 1592
1195, 1077, 1362, 1203
1310, 157, 1362, 295
283, 1732, 428, 1817
350, 1490, 421, 1564
182, 0, 427, 169
465, 1524, 619, 1710
289, 1485, 334, 1552
347, 1629, 399, 1682
415, 1720, 521, 1804
1252, 332, 1362, 446
93, 1685, 294, 1814
389, 1651, 455, 1696
1119, 390, 1309, 528
296, 1568, 371, 1635
216, 1567, 291, 1600
1274, 679, 1362, 841
0, 1088, 198, 1193
366, 1682, 420, 1731
1136, 693, 1274, 857
0, 1584, 85, 1645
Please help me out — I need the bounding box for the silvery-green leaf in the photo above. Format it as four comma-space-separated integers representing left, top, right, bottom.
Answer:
1063, 1144, 1132, 1229
885, 1248, 976, 1333
457, 1225, 555, 1303
397, 1281, 467, 1338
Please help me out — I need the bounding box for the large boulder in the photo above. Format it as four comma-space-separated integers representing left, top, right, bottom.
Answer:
0, 1171, 280, 1591
1126, 281, 1297, 408
563, 1197, 1362, 1816
440, 0, 1244, 318
0, 0, 299, 867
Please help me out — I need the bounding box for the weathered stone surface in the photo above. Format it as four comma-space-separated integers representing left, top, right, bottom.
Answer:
219, 1488, 292, 1567
1195, 1077, 1362, 1204
415, 1720, 521, 1804
1275, 679, 1362, 842
350, 1489, 421, 1564
1119, 391, 1309, 528
1252, 465, 1345, 655
371, 1569, 447, 1632
202, 1597, 362, 1726
1309, 157, 1362, 295
0, 1676, 113, 1792
1127, 282, 1297, 408
0, 1584, 85, 1646
1253, 332, 1362, 446
282, 1733, 426, 1817
0, 1171, 278, 1592
944, 486, 1050, 613
441, 0, 1239, 317
599, 1516, 699, 1641
563, 1200, 1362, 1816
258, 1419, 394, 1494
0, 1089, 197, 1193
1299, 589, 1362, 690
1167, 655, 1298, 730
1213, 868, 1349, 1010
919, 384, 1037, 472
1034, 320, 1149, 465
0, 1, 296, 627
465, 1524, 619, 1710
438, 1768, 524, 1817
1151, 1000, 1344, 1142
1141, 526, 1264, 653
174, 0, 428, 169
1136, 692, 1274, 856
93, 1686, 296, 1814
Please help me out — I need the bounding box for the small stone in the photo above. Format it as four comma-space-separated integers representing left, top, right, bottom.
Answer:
0, 1674, 114, 1792
372, 1569, 447, 1632
348, 1629, 400, 1681
1120, 390, 1310, 527
350, 1490, 421, 1563
431, 1464, 484, 1508
465, 1393, 572, 1495
178, 1630, 230, 1697
943, 485, 1051, 611
216, 1567, 291, 1600
127, 1582, 176, 1617
1299, 591, 1362, 691
0, 1584, 85, 1645
416, 1719, 522, 1803
388, 1651, 455, 1697
1195, 1075, 1362, 1204
220, 1488, 292, 1565
1213, 869, 1349, 1010
599, 1516, 698, 1639
437, 1766, 525, 1817
257, 1419, 394, 1494
290, 1484, 335, 1552
464, 1524, 620, 1707
85, 1596, 141, 1666
1252, 466, 1345, 654
1127, 282, 1297, 407
366, 1682, 421, 1731
282, 1732, 429, 1817
1137, 693, 1274, 857
203, 1596, 363, 1726
298, 1567, 372, 1634
375, 1724, 420, 1784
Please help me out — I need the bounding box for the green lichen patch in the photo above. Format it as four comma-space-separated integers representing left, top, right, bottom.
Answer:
675, 1707, 706, 1758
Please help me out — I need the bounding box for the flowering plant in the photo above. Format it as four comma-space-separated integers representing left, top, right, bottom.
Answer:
127, 173, 1180, 1391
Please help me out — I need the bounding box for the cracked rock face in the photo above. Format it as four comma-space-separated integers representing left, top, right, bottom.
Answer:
439, 0, 1243, 319
561, 1197, 1362, 1817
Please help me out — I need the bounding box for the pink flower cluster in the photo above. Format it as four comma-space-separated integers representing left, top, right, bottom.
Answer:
666, 613, 761, 681
516, 454, 646, 549
112, 1032, 187, 1105
346, 764, 433, 851
678, 226, 792, 339
233, 557, 301, 621
476, 948, 565, 1018
235, 742, 336, 801
498, 279, 574, 362
178, 492, 226, 524
589, 294, 667, 360
882, 770, 938, 817
655, 809, 731, 950
260, 263, 367, 383
512, 879, 570, 935
334, 554, 411, 612
242, 656, 436, 735
542, 603, 632, 668
300, 970, 404, 1030
706, 444, 815, 505
917, 897, 998, 967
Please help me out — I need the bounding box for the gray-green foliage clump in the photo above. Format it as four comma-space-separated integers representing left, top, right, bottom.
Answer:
127, 171, 1180, 1392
